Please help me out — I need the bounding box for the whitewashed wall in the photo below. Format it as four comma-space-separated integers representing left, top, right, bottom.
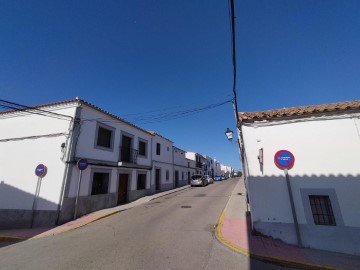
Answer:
241, 113, 360, 254
0, 104, 77, 211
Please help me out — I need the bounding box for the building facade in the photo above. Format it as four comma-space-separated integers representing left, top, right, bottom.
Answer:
238, 100, 360, 255
0, 98, 227, 229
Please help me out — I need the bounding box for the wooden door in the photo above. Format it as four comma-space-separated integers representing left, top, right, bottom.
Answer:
118, 174, 128, 204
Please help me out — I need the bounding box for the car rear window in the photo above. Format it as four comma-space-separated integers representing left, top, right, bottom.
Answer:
191, 175, 202, 180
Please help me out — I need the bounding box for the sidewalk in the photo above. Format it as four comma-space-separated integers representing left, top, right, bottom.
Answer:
216, 178, 360, 270
0, 185, 190, 242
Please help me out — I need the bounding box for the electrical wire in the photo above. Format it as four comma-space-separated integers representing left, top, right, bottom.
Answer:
0, 99, 72, 121
80, 98, 233, 125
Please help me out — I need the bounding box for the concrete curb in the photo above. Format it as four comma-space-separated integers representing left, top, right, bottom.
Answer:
0, 185, 191, 242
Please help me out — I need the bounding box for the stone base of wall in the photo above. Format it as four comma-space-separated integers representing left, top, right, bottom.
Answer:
58, 193, 117, 225
0, 209, 57, 229
128, 189, 151, 202
253, 221, 360, 256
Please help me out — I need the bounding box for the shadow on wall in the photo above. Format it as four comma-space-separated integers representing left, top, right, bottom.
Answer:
0, 181, 58, 229
245, 174, 360, 258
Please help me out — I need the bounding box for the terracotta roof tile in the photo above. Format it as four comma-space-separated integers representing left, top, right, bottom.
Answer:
0, 98, 152, 135
238, 100, 360, 123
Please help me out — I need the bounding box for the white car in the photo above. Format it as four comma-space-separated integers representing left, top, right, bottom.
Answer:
190, 174, 208, 187
204, 175, 214, 184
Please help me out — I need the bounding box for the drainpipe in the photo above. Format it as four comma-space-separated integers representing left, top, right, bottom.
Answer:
56, 103, 81, 225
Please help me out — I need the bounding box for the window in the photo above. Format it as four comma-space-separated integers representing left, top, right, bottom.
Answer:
91, 172, 109, 195
156, 143, 161, 155
309, 195, 336, 226
95, 123, 114, 150
137, 173, 147, 190
166, 170, 169, 181
167, 147, 169, 151
181, 172, 184, 180
138, 140, 147, 156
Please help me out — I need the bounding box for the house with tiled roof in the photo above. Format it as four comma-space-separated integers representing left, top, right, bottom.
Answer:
0, 98, 155, 228
237, 100, 360, 255
148, 131, 175, 192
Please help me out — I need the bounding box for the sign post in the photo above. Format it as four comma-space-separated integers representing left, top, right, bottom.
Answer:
274, 150, 302, 248
31, 164, 47, 228
74, 159, 88, 220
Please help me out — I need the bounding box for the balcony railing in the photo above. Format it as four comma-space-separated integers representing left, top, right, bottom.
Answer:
120, 147, 138, 164
196, 162, 203, 168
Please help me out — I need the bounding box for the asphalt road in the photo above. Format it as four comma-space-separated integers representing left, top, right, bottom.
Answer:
0, 178, 298, 270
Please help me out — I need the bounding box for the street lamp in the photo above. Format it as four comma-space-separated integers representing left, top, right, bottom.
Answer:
225, 128, 238, 144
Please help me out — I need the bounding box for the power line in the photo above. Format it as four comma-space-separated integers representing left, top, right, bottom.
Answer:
0, 99, 73, 121
228, 0, 240, 124
80, 98, 233, 125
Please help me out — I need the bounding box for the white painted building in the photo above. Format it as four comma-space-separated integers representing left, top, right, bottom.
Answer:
0, 99, 154, 228
0, 98, 228, 229
173, 146, 192, 187
148, 131, 174, 192
238, 100, 360, 255
185, 152, 205, 175
204, 155, 215, 177
220, 164, 233, 178
214, 159, 221, 177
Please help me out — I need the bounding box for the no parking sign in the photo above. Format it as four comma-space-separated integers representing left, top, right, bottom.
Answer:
274, 150, 295, 170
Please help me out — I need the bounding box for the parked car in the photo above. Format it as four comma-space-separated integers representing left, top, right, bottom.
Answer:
190, 174, 208, 187
204, 175, 214, 184
214, 175, 222, 181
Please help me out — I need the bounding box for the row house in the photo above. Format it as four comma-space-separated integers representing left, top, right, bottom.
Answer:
204, 155, 214, 177
173, 146, 194, 186
214, 159, 221, 176
0, 99, 155, 228
0, 98, 227, 229
148, 131, 174, 193
221, 165, 233, 178
185, 152, 206, 175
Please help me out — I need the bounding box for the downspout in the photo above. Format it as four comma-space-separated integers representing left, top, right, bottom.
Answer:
56, 102, 81, 225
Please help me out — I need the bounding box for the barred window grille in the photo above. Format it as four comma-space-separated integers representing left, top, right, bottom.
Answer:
309, 195, 336, 226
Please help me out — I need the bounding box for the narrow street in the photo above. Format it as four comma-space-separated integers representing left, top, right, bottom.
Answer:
0, 179, 298, 270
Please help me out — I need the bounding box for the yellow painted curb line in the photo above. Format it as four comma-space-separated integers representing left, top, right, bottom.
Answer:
216, 210, 342, 270
0, 236, 27, 242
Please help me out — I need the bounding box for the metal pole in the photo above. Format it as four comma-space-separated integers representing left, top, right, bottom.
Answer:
30, 177, 41, 228
74, 170, 83, 220
284, 169, 302, 247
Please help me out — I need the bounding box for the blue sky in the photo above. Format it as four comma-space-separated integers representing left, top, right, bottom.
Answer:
1, 1, 359, 171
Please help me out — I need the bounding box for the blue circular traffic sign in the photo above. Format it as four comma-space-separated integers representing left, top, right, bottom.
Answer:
274, 150, 295, 170
35, 164, 47, 177
77, 159, 88, 171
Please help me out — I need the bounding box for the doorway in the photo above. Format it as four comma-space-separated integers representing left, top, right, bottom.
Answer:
118, 174, 129, 205
175, 171, 179, 187
155, 168, 161, 191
